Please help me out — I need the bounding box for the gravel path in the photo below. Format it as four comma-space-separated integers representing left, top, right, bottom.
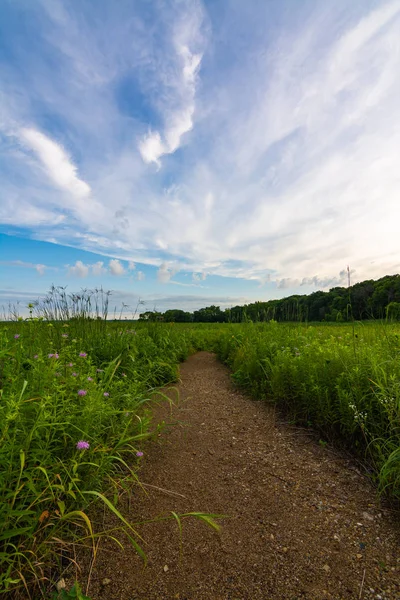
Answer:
84, 352, 399, 600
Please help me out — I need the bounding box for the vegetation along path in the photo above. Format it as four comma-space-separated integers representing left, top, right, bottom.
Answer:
84, 352, 399, 600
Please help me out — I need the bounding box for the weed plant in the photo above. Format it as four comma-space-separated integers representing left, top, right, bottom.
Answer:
212, 320, 400, 498
0, 292, 202, 597
1, 292, 400, 596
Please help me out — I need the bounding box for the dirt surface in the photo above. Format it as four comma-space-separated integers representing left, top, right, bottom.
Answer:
82, 352, 399, 600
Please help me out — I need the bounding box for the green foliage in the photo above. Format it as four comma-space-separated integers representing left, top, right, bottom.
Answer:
211, 320, 400, 498
2, 290, 400, 595
136, 273, 400, 323
0, 313, 194, 596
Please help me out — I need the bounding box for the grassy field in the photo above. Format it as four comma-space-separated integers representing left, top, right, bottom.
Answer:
1, 313, 400, 597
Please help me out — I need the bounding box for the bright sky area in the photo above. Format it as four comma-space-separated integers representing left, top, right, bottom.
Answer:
1, 0, 399, 315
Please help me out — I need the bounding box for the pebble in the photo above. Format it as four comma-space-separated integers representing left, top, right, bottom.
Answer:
323, 564, 331, 573
164, 565, 169, 572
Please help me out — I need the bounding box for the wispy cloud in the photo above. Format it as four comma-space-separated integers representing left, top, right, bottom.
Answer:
1, 0, 400, 294
0, 260, 56, 276
18, 128, 91, 198
138, 2, 206, 165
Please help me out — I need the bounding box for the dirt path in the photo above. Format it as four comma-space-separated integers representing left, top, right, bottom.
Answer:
84, 352, 399, 600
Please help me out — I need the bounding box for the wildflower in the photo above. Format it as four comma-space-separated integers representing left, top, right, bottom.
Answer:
79, 352, 87, 358
76, 440, 90, 450
68, 363, 74, 367
96, 369, 104, 373
72, 372, 78, 377
14, 334, 20, 339
62, 334, 68, 338
136, 451, 144, 457
78, 389, 87, 396
48, 353, 54, 358
33, 354, 38, 359
103, 392, 110, 397
122, 372, 127, 378
87, 377, 93, 382
48, 353, 59, 359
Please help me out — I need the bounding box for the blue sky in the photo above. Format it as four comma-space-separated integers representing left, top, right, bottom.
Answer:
1, 0, 400, 316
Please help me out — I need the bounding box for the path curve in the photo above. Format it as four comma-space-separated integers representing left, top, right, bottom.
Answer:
85, 352, 399, 600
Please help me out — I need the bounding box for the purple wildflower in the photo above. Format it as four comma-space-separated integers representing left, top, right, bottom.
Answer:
136, 451, 144, 457
72, 372, 78, 377
122, 372, 127, 378
103, 392, 110, 397
68, 363, 74, 367
87, 377, 93, 382
78, 389, 87, 396
14, 334, 20, 339
48, 353, 54, 358
33, 354, 38, 359
76, 440, 90, 450
79, 352, 87, 358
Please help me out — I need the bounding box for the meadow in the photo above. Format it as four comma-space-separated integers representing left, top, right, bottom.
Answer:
1, 301, 400, 597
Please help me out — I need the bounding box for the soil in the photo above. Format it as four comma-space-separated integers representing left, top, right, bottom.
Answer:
79, 352, 399, 600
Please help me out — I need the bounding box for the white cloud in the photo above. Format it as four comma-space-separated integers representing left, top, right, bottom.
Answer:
67, 260, 90, 278
18, 128, 91, 198
2, 1, 400, 294
128, 261, 136, 271
92, 261, 107, 276
138, 3, 206, 165
157, 263, 176, 283
109, 259, 125, 276
36, 264, 46, 276
0, 260, 53, 275
192, 272, 207, 282
137, 271, 145, 281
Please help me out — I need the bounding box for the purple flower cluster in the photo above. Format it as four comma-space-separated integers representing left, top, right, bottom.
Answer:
76, 440, 90, 450
79, 352, 87, 358
78, 389, 87, 396
136, 451, 144, 457
48, 353, 59, 359
14, 334, 20, 339
103, 392, 110, 397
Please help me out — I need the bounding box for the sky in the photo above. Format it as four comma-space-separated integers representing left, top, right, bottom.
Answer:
1, 0, 400, 316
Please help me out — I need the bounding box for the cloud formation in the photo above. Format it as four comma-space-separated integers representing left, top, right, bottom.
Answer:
1, 0, 400, 293
18, 128, 91, 198
109, 259, 125, 276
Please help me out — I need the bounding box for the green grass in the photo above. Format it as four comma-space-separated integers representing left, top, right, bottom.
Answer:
211, 320, 400, 496
0, 313, 201, 597
1, 305, 400, 597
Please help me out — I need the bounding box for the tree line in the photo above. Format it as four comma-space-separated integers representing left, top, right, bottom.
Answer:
139, 274, 400, 323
